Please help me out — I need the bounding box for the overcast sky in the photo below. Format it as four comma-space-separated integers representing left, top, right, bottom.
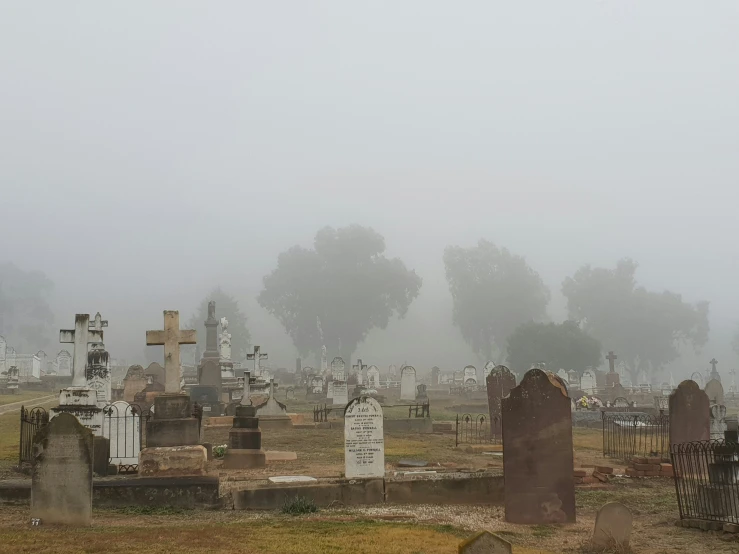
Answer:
1, 2, 738, 376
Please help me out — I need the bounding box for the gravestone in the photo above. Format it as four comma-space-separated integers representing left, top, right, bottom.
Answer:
669, 380, 710, 445
367, 365, 380, 388
400, 365, 417, 400
486, 365, 516, 439
197, 358, 222, 398
122, 365, 148, 403
605, 351, 620, 387
463, 365, 477, 386
344, 396, 384, 479
592, 502, 632, 549
416, 383, 428, 400
202, 301, 220, 360
145, 311, 197, 394
219, 317, 231, 362
654, 396, 669, 411
103, 400, 141, 467
430, 366, 440, 385
327, 381, 335, 400
255, 378, 292, 428
556, 369, 569, 384
352, 359, 367, 385
0, 335, 5, 371
710, 404, 727, 440
332, 380, 349, 406
331, 356, 346, 381
31, 413, 93, 526
310, 375, 324, 394
704, 378, 724, 406
503, 368, 575, 524
223, 405, 266, 469
31, 354, 42, 379
568, 369, 580, 389
581, 369, 597, 394
613, 397, 630, 409
458, 530, 512, 554
144, 362, 166, 385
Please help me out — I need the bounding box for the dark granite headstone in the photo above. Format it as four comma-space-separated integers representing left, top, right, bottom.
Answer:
31, 413, 93, 525
669, 380, 709, 445
502, 368, 575, 524
197, 359, 222, 395
145, 394, 201, 447
222, 405, 266, 468
92, 436, 110, 476
486, 365, 516, 439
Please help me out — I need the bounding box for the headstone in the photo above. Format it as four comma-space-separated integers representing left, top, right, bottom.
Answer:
310, 375, 324, 394
654, 396, 669, 411
145, 311, 197, 394
463, 365, 477, 386
327, 381, 335, 400
0, 335, 5, 371
219, 317, 231, 361
709, 357, 721, 382
144, 362, 165, 385
352, 358, 367, 385
320, 345, 328, 373
255, 378, 292, 428
568, 369, 580, 389
197, 358, 222, 397
240, 371, 253, 406
592, 502, 632, 549
6, 347, 16, 373
458, 531, 512, 554
247, 346, 269, 378
202, 301, 220, 360
556, 369, 569, 384
669, 380, 710, 445
31, 413, 93, 526
59, 314, 104, 387
222, 405, 266, 468
332, 380, 349, 406
344, 396, 384, 479
122, 365, 148, 403
103, 401, 141, 467
503, 368, 575, 524
431, 366, 441, 385
416, 383, 428, 400
581, 369, 597, 395
367, 365, 381, 388
31, 354, 42, 379
486, 365, 516, 439
400, 365, 417, 400
605, 351, 620, 387
331, 356, 346, 381
710, 404, 727, 440
704, 378, 724, 406
613, 397, 630, 408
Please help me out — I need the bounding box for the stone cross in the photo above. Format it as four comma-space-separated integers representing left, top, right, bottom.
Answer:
60, 314, 104, 387
710, 358, 720, 380
145, 311, 197, 394
247, 346, 268, 377
240, 371, 252, 406
606, 351, 617, 373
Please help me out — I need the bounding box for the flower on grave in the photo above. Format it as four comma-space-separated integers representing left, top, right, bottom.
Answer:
213, 444, 228, 458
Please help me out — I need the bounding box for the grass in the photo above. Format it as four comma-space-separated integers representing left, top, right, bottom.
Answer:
281, 494, 318, 515
0, 391, 53, 407
0, 411, 20, 462
0, 513, 465, 554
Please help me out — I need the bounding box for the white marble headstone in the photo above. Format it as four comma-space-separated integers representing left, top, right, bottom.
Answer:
332, 381, 348, 406
400, 366, 416, 400
344, 396, 385, 479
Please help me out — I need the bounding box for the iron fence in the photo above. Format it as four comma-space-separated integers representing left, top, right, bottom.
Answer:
313, 400, 431, 423
455, 413, 501, 447
102, 402, 145, 473
19, 406, 49, 467
672, 440, 739, 523
602, 412, 669, 462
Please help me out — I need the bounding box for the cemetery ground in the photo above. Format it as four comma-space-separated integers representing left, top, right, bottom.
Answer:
1, 394, 738, 553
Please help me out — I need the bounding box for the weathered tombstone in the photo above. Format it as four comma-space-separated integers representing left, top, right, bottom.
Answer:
331, 356, 346, 381
332, 380, 349, 406
458, 530, 512, 554
197, 358, 222, 398
327, 381, 335, 400
581, 369, 597, 394
352, 358, 367, 385
416, 383, 428, 400
654, 396, 669, 411
122, 365, 147, 403
367, 365, 380, 388
503, 368, 575, 524
31, 413, 93, 526
463, 365, 477, 386
486, 365, 516, 439
144, 362, 166, 385
344, 396, 384, 479
710, 404, 727, 440
592, 502, 632, 549
556, 368, 569, 384
613, 397, 630, 409
145, 311, 197, 394
669, 380, 710, 445
223, 405, 266, 468
400, 365, 417, 400
219, 317, 231, 362
704, 378, 725, 406
310, 375, 324, 394
103, 400, 141, 467
431, 366, 440, 385
0, 335, 6, 371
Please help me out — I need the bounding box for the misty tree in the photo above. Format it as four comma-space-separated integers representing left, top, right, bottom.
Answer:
0, 262, 54, 352
258, 225, 422, 363
506, 320, 602, 375
443, 240, 550, 362
562, 258, 709, 383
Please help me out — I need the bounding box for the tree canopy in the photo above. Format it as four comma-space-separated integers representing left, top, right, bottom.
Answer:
443, 240, 550, 361
562, 258, 709, 381
506, 320, 602, 375
258, 225, 422, 363
0, 262, 54, 352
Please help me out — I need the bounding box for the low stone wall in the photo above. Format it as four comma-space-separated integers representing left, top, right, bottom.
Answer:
0, 477, 222, 509
229, 473, 504, 510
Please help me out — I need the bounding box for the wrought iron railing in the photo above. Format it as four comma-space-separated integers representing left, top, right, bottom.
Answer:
455, 413, 501, 447
672, 440, 739, 523
19, 406, 49, 467
602, 412, 669, 462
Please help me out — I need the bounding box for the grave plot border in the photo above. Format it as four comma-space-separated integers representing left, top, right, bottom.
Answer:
455, 413, 501, 447
19, 406, 49, 467
102, 402, 146, 474
602, 412, 670, 462
671, 439, 739, 524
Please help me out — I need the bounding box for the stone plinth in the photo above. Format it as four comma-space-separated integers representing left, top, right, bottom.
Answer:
145, 395, 200, 448
222, 406, 266, 469
50, 387, 104, 436
138, 446, 207, 477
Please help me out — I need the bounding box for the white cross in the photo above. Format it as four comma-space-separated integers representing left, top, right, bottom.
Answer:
247, 346, 268, 377
60, 314, 104, 387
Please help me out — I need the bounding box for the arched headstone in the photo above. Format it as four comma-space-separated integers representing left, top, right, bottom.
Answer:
400, 366, 417, 400
704, 379, 724, 406
503, 369, 575, 524
669, 380, 709, 445
367, 365, 380, 389
486, 365, 516, 439
581, 369, 597, 395
344, 396, 384, 479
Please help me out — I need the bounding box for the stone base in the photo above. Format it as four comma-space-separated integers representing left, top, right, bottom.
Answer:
93, 436, 110, 476
222, 448, 266, 469
138, 446, 207, 477
258, 416, 294, 430
146, 418, 201, 447
265, 450, 297, 462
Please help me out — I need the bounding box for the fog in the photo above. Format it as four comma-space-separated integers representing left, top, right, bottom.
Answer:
1, 2, 738, 376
